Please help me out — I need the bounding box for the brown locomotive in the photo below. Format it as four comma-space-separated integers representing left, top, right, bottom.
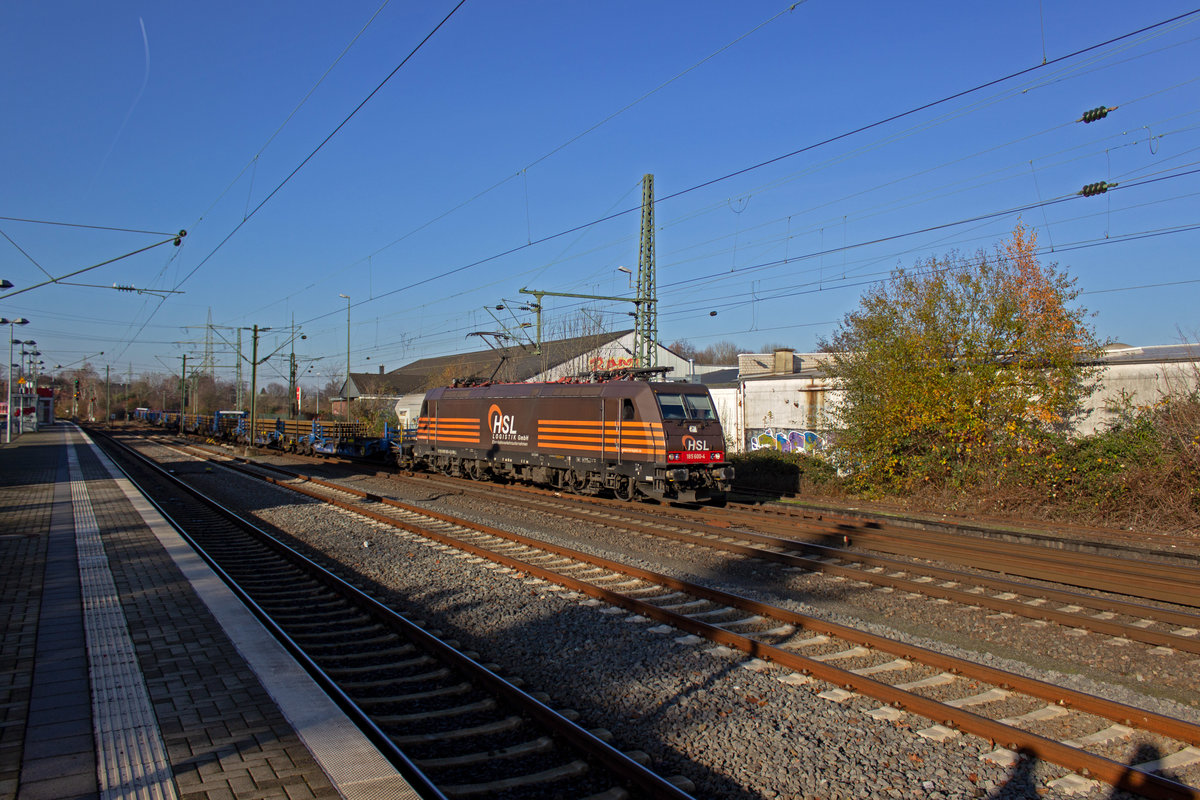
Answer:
397, 372, 733, 503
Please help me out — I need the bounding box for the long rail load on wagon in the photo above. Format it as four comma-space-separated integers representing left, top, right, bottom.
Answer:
395, 368, 733, 504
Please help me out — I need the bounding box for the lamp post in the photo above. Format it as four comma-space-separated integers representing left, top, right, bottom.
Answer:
18, 342, 36, 380
339, 294, 350, 422
246, 326, 271, 451
22, 347, 40, 426
1, 318, 30, 443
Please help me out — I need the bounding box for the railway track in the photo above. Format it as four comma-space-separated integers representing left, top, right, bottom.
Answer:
125, 433, 1200, 799
94, 430, 697, 800
729, 488, 1200, 560
210, 452, 1196, 662
380, 473, 1200, 655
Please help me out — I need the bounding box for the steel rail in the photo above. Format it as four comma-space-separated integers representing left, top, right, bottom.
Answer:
148, 439, 1200, 646
393, 479, 1200, 642
517, 501, 1200, 654
720, 495, 1200, 562
220, 459, 1200, 799
398, 469, 1200, 600
95, 430, 699, 800
701, 505, 1200, 606
262, 459, 1200, 651
88, 433, 447, 799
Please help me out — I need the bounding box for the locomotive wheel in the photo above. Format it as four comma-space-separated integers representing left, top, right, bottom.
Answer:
614, 477, 637, 502
565, 470, 585, 494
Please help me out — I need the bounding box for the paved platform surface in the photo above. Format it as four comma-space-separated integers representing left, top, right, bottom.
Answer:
0, 423, 419, 800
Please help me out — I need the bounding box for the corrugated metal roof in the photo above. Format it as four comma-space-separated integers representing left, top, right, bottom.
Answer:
345, 330, 635, 398
1100, 343, 1200, 364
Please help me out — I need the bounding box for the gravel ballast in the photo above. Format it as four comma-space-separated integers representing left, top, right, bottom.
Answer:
172, 450, 1196, 800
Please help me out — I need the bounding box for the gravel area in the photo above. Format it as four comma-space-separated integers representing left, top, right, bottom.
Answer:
164, 446, 1197, 799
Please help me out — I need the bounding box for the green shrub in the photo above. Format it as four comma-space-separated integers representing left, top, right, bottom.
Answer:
729, 449, 840, 495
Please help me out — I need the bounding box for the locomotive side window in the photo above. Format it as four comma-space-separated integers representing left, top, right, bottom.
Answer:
420, 400, 429, 417
622, 398, 635, 421
683, 393, 716, 420
655, 393, 688, 419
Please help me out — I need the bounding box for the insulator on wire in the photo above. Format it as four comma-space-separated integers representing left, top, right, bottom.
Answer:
1079, 105, 1116, 123
1079, 181, 1115, 197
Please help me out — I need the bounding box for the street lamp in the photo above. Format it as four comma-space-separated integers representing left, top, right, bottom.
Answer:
17, 342, 36, 425
339, 294, 350, 422
17, 341, 35, 379
0, 318, 30, 443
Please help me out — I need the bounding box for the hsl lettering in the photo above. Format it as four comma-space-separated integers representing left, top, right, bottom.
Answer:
488, 404, 519, 437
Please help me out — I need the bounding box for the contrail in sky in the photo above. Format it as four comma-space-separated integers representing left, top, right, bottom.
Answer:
95, 17, 150, 179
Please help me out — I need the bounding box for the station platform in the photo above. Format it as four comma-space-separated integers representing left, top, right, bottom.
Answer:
0, 423, 419, 800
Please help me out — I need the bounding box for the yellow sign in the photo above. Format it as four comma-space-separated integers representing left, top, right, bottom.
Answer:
16, 377, 25, 386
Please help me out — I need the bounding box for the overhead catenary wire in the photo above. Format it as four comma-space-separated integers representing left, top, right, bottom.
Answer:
103, 1, 467, 363
250, 2, 811, 317
286, 8, 1200, 337
647, 222, 1200, 345
297, 155, 1200, 362
276, 5, 1190, 326
0, 234, 186, 301
124, 9, 1200, 371
331, 213, 1200, 365
655, 101, 1200, 274
0, 216, 178, 236
190, 0, 394, 231
238, 99, 1200, 336
158, 160, 1200, 373
659, 166, 1200, 294
170, 0, 468, 295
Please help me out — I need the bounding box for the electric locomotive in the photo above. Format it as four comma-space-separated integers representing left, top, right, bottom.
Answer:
396, 370, 733, 503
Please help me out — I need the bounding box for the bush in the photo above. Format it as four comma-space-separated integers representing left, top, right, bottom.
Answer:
730, 449, 840, 496
819, 224, 1103, 494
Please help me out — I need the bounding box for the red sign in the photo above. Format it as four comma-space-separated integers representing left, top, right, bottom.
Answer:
668, 450, 725, 463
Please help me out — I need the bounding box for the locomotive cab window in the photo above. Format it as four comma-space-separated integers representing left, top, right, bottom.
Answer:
656, 393, 687, 419
683, 393, 716, 420
622, 398, 635, 421
655, 391, 716, 421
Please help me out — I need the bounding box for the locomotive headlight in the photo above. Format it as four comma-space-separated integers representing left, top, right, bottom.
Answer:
667, 468, 689, 482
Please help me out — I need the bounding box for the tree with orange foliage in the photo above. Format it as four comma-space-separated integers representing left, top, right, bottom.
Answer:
819, 222, 1105, 493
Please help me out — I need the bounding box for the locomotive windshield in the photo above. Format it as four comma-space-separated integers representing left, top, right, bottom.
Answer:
654, 391, 716, 420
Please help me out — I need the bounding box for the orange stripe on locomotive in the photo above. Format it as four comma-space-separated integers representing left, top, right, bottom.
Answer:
536, 420, 665, 458
417, 416, 481, 445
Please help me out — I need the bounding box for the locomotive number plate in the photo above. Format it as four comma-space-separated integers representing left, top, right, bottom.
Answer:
668, 451, 725, 463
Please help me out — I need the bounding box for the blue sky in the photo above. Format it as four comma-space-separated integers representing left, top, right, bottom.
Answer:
2, 1, 1198, 390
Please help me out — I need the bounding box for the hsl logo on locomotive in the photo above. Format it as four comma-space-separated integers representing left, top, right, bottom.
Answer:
681, 435, 710, 451
487, 404, 529, 445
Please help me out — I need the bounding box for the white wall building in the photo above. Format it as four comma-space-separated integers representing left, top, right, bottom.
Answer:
710, 344, 1199, 454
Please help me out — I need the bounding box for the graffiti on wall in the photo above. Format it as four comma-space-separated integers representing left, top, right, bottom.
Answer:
748, 428, 827, 454
588, 355, 636, 370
